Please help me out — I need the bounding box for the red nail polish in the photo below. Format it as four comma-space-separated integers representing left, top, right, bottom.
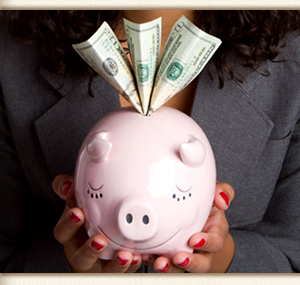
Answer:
220, 191, 230, 206
178, 257, 189, 267
194, 238, 205, 248
61, 180, 72, 195
117, 256, 128, 266
70, 212, 80, 223
142, 256, 152, 263
91, 240, 103, 251
159, 263, 169, 273
131, 258, 139, 265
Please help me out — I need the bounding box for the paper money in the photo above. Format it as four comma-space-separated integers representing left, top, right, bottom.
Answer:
72, 16, 221, 116
148, 16, 222, 115
123, 17, 161, 115
72, 21, 143, 114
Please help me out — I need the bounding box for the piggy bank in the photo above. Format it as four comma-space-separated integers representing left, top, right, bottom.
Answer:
74, 106, 216, 259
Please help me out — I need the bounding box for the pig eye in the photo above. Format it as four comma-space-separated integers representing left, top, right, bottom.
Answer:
88, 182, 104, 191
172, 185, 192, 202
176, 185, 192, 193
87, 182, 104, 199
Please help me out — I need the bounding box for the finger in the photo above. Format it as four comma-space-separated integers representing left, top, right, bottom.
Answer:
189, 230, 227, 254
214, 182, 235, 210
53, 208, 84, 245
189, 210, 229, 253
102, 251, 134, 273
142, 254, 156, 268
173, 251, 212, 273
71, 234, 108, 272
202, 206, 229, 234
126, 254, 143, 273
153, 256, 170, 273
52, 174, 75, 203
153, 256, 183, 273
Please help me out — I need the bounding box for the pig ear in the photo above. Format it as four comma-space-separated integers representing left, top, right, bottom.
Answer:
86, 131, 112, 162
179, 136, 206, 167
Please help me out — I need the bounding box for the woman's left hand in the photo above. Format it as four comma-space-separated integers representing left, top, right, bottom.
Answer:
142, 182, 235, 273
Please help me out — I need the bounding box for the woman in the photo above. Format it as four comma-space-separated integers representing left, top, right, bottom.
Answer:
0, 10, 299, 273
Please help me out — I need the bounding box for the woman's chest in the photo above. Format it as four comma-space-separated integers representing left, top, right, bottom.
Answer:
119, 78, 198, 115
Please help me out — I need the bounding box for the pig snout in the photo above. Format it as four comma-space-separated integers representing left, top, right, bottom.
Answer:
117, 199, 158, 241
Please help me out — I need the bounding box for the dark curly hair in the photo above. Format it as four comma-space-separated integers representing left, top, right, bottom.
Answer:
2, 10, 300, 88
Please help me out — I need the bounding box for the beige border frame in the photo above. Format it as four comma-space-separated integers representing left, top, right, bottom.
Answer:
0, 0, 300, 9
1, 273, 300, 284
0, 2, 299, 284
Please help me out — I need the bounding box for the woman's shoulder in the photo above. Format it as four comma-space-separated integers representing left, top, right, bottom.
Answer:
278, 30, 300, 63
0, 17, 19, 50
0, 17, 40, 78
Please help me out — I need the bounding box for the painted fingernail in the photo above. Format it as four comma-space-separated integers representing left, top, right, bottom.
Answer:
61, 180, 72, 195
131, 257, 139, 265
117, 256, 128, 266
220, 191, 230, 206
69, 212, 80, 223
142, 256, 152, 263
158, 263, 169, 273
177, 257, 190, 267
194, 238, 205, 248
91, 240, 104, 251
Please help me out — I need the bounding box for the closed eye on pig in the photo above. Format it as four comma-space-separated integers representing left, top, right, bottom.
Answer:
88, 182, 104, 191
87, 182, 104, 199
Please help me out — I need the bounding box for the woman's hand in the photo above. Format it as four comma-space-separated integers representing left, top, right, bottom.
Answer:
142, 182, 235, 273
52, 174, 143, 273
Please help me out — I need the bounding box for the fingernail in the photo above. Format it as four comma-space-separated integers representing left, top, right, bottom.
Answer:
131, 257, 139, 265
159, 263, 169, 273
91, 240, 104, 251
69, 212, 80, 223
61, 180, 72, 195
194, 238, 205, 248
142, 256, 152, 263
177, 257, 190, 267
117, 256, 128, 266
220, 191, 230, 206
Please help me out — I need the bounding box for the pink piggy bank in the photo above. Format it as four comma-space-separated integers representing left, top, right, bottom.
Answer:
75, 106, 216, 259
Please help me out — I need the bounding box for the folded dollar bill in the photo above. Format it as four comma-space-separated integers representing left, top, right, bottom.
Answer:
73, 15, 221, 116
124, 17, 161, 115
72, 21, 143, 114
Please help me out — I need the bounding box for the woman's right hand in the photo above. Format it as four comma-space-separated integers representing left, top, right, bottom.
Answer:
52, 174, 142, 273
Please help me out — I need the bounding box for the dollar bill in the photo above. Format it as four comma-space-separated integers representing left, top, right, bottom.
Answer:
148, 15, 222, 115
72, 16, 221, 117
123, 17, 161, 115
72, 21, 143, 114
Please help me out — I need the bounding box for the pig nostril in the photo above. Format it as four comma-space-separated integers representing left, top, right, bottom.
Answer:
126, 213, 133, 224
125, 214, 149, 225
142, 215, 149, 225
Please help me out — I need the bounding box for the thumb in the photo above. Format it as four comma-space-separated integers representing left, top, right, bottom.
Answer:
214, 182, 235, 211
52, 174, 76, 208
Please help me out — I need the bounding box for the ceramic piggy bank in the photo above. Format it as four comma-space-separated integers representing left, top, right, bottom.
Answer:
75, 106, 216, 259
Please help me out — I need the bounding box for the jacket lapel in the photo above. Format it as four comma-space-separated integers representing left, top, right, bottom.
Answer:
35, 68, 120, 177
192, 64, 274, 185
39, 67, 86, 97
191, 64, 275, 226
